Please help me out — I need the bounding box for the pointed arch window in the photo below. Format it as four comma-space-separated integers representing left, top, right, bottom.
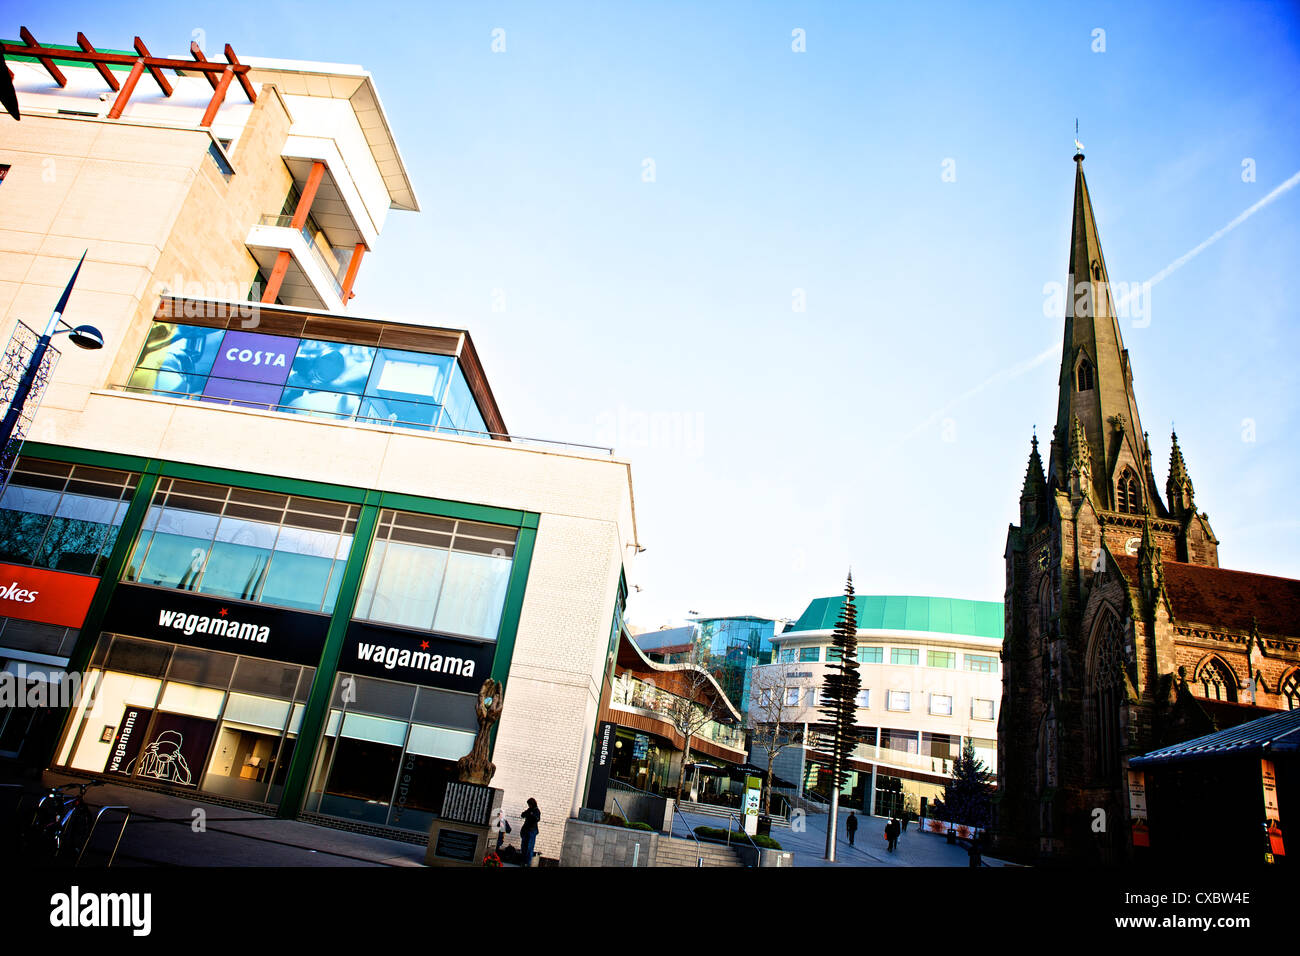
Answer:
1197, 657, 1238, 702
1283, 671, 1300, 711
1116, 471, 1142, 514
1076, 359, 1094, 392
1086, 612, 1125, 781
1037, 573, 1056, 641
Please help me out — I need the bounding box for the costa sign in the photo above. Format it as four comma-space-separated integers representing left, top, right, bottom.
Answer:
0, 562, 99, 628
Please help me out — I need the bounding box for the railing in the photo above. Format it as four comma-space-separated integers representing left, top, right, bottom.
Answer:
77, 805, 131, 867
669, 804, 706, 867
612, 678, 746, 750
107, 384, 616, 455
256, 215, 345, 297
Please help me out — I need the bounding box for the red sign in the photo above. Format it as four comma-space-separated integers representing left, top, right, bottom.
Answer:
1132, 819, 1150, 848
0, 562, 99, 628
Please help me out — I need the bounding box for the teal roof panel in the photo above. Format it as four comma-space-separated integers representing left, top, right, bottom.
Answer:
786, 594, 1003, 641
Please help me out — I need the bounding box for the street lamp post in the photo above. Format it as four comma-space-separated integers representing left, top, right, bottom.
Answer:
0, 252, 103, 456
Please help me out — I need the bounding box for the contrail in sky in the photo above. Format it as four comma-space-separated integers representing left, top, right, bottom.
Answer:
901, 169, 1300, 443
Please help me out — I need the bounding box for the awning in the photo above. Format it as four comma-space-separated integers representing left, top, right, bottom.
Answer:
1130, 708, 1300, 768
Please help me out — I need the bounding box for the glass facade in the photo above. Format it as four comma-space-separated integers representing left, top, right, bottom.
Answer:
891, 648, 919, 666
304, 673, 477, 832
353, 509, 517, 641
0, 459, 138, 575
126, 322, 489, 437
56, 635, 314, 806
125, 478, 356, 614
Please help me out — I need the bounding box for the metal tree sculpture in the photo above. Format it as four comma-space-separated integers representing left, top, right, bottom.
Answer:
456, 678, 505, 786
815, 572, 863, 861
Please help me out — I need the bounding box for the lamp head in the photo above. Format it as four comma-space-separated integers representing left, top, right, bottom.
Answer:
67, 325, 104, 350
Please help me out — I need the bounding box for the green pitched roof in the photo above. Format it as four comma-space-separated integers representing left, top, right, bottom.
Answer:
789, 595, 1003, 640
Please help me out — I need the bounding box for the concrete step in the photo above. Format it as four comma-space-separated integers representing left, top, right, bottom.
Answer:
654, 836, 745, 867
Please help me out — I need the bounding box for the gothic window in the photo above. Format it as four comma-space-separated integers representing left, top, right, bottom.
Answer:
1037, 575, 1054, 638
1197, 658, 1238, 702
1116, 471, 1141, 514
1283, 671, 1300, 711
1086, 611, 1125, 781
1076, 359, 1094, 392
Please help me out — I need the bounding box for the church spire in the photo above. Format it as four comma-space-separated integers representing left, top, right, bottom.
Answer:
1067, 415, 1092, 500
1048, 151, 1165, 517
1166, 429, 1196, 518
1137, 508, 1165, 604
1020, 431, 1047, 527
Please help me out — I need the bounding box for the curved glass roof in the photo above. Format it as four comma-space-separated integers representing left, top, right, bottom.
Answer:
788, 595, 1003, 640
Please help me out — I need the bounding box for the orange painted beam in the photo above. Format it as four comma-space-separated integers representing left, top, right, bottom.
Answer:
76, 33, 119, 90
133, 37, 173, 96
190, 41, 219, 90
224, 44, 256, 102
340, 243, 366, 303
261, 251, 292, 304
290, 162, 326, 231
106, 59, 145, 119
19, 27, 66, 87
199, 65, 234, 128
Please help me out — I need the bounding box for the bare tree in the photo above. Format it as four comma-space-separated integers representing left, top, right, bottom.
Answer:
748, 663, 808, 815
660, 645, 726, 801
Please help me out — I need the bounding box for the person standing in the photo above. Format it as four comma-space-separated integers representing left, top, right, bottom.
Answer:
886, 818, 899, 852
520, 797, 541, 867
846, 811, 858, 846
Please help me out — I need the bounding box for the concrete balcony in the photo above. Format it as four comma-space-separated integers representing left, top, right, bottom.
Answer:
245, 217, 346, 311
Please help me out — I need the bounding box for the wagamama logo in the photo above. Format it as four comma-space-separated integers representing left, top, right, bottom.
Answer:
355, 642, 475, 677
158, 608, 269, 643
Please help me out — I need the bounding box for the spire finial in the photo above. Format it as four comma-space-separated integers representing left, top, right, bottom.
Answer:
1073, 120, 1085, 161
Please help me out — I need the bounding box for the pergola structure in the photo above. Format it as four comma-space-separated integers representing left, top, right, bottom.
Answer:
2, 27, 256, 127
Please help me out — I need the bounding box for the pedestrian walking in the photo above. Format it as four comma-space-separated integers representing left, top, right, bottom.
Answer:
846, 811, 858, 846
968, 831, 983, 868
885, 818, 899, 852
520, 797, 541, 867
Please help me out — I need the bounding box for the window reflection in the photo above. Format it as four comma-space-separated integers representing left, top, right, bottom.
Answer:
126, 479, 356, 614
354, 511, 515, 641
0, 460, 138, 575
128, 324, 490, 439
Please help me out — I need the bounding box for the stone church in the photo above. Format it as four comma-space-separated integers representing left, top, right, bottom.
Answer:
996, 151, 1300, 864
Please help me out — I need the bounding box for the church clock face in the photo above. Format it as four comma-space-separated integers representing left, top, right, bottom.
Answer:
1125, 537, 1141, 556
1037, 547, 1051, 570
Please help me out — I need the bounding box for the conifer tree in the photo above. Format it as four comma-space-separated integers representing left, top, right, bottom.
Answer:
815, 572, 863, 860
936, 738, 994, 828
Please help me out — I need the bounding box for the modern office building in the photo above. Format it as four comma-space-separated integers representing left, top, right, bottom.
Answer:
749, 594, 1003, 820
635, 615, 777, 721
0, 30, 639, 862
590, 629, 746, 804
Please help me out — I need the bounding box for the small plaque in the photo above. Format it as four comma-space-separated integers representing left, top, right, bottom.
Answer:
434, 826, 479, 863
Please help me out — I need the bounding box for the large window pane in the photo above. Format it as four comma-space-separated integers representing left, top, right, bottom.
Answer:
287, 340, 375, 394
198, 515, 277, 600
432, 550, 511, 640
356, 540, 446, 630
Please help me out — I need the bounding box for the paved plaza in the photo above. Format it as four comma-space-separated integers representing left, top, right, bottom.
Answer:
772, 810, 1015, 867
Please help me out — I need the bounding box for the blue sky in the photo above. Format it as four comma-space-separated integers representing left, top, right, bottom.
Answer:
20, 2, 1300, 627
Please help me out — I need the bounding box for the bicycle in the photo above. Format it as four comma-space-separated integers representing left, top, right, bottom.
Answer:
22, 780, 103, 863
